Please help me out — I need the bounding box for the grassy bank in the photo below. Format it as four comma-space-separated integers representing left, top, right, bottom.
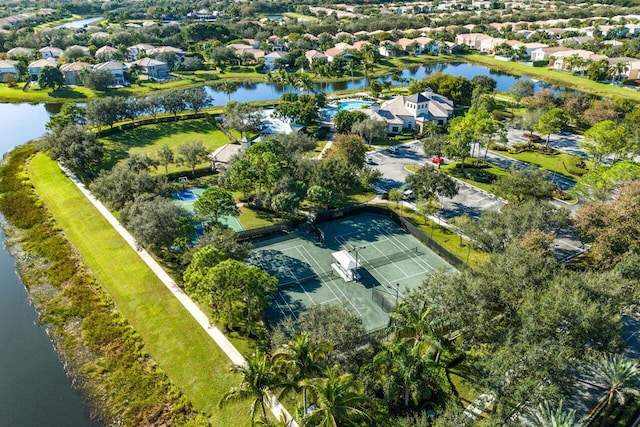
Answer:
28, 153, 251, 425
461, 54, 640, 102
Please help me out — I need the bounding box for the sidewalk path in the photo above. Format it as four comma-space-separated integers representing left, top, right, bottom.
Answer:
59, 165, 298, 427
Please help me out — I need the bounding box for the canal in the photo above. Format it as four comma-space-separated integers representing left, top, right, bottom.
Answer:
0, 103, 99, 426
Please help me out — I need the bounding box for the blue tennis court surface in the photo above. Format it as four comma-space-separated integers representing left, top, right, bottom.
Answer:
172, 187, 244, 233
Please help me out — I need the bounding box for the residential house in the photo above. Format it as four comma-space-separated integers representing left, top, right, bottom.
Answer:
397, 38, 421, 55
0, 59, 20, 81
530, 46, 571, 62
93, 61, 127, 86
552, 49, 607, 71
523, 42, 549, 57
130, 58, 171, 80
234, 47, 265, 62
455, 33, 492, 49
378, 42, 400, 58
325, 47, 348, 62
267, 36, 287, 52
352, 40, 372, 50
334, 42, 354, 51
95, 45, 118, 60
6, 47, 33, 59
415, 37, 439, 54
90, 31, 110, 41
59, 61, 90, 85
151, 46, 186, 61
608, 57, 640, 79
362, 90, 454, 134
127, 43, 154, 61
39, 46, 63, 59
27, 58, 57, 80
305, 49, 328, 66
264, 51, 287, 70
65, 45, 90, 57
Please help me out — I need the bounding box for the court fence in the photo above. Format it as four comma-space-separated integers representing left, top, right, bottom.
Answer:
313, 204, 464, 270
372, 286, 395, 314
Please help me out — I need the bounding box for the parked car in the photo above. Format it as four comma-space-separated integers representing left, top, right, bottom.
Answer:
387, 146, 399, 155
431, 156, 442, 164
365, 156, 374, 164
402, 189, 415, 201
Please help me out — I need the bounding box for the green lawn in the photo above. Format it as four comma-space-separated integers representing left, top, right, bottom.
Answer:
238, 206, 280, 229
440, 161, 508, 193
492, 149, 591, 180
284, 12, 319, 21
28, 153, 251, 425
0, 84, 96, 102
100, 118, 231, 172
462, 54, 640, 102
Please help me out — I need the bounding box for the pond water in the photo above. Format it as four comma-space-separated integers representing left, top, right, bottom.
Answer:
0, 103, 99, 426
55, 16, 103, 29
204, 61, 556, 105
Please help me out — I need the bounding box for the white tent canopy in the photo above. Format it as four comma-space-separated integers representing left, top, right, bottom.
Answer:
332, 250, 357, 270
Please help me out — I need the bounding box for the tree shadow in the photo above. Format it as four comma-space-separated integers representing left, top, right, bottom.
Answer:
100, 119, 219, 170
49, 87, 88, 99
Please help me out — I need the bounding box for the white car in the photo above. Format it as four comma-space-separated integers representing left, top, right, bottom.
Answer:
387, 146, 399, 155
402, 189, 415, 201
365, 156, 374, 164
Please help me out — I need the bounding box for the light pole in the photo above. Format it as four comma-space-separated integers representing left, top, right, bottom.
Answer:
349, 245, 366, 282
395, 283, 400, 306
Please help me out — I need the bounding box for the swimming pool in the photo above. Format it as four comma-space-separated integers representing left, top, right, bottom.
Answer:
323, 99, 373, 117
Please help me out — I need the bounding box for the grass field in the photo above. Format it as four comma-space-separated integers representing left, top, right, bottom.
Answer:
28, 153, 252, 425
100, 118, 231, 172
440, 161, 508, 193
462, 54, 640, 102
493, 149, 591, 179
0, 84, 96, 102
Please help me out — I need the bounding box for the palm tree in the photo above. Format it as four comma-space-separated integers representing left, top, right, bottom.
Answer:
219, 351, 283, 426
302, 366, 370, 427
273, 334, 333, 415
589, 354, 640, 427
295, 72, 314, 94
373, 340, 434, 408
524, 400, 585, 427
216, 80, 240, 101
265, 71, 277, 107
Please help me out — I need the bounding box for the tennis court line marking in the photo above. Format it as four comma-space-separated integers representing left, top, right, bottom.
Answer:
374, 226, 439, 275
365, 243, 409, 278
297, 245, 363, 318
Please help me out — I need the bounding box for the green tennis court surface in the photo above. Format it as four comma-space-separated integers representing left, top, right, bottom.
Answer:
172, 187, 244, 233
248, 213, 456, 332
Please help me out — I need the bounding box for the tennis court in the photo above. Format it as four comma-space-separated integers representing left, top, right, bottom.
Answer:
249, 213, 456, 332
171, 187, 244, 233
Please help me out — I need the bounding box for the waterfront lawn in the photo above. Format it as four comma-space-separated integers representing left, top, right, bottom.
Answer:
284, 12, 319, 21
28, 153, 251, 425
100, 118, 231, 173
463, 54, 640, 102
0, 84, 95, 102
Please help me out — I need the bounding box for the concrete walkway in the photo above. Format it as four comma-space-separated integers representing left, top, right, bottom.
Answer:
463, 393, 495, 419
59, 165, 298, 427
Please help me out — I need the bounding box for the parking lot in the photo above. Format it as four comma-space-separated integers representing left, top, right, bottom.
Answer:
368, 141, 505, 220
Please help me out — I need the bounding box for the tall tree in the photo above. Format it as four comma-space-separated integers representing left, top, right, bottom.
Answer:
273, 334, 333, 415
351, 118, 387, 145
327, 134, 367, 169
535, 107, 568, 148
156, 144, 174, 175
220, 351, 282, 426
523, 400, 585, 427
223, 101, 262, 138
177, 141, 209, 176
445, 115, 474, 170
302, 366, 370, 427
40, 125, 103, 176
581, 120, 630, 166
493, 167, 556, 204
38, 66, 64, 90
193, 186, 239, 225
183, 87, 213, 114
405, 167, 458, 203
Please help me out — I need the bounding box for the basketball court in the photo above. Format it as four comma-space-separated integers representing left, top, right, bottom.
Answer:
248, 213, 456, 332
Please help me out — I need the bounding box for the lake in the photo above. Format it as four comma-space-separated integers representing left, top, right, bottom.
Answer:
204, 61, 554, 105
0, 103, 99, 426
